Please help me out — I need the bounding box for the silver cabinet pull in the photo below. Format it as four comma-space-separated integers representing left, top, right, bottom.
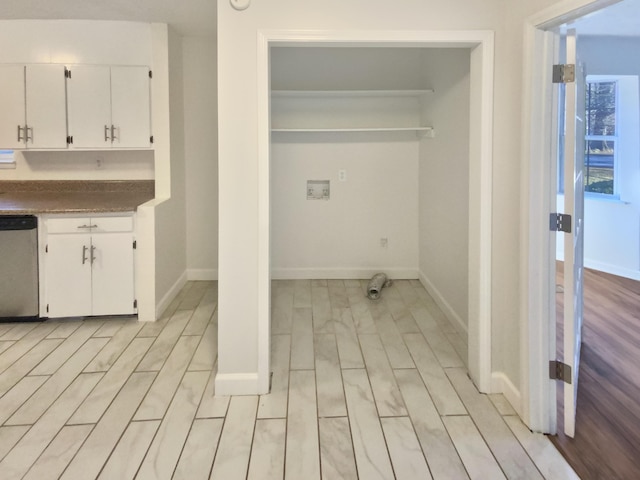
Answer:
77, 224, 98, 229
90, 245, 96, 265
25, 126, 33, 143
104, 125, 110, 142
110, 125, 117, 141
82, 245, 88, 264
17, 125, 24, 142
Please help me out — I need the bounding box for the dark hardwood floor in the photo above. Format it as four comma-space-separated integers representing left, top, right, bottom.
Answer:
552, 265, 640, 479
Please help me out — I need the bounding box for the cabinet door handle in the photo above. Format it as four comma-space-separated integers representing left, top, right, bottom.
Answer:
111, 125, 117, 141
82, 245, 88, 264
77, 224, 98, 230
90, 245, 96, 265
26, 126, 33, 143
104, 125, 111, 142
17, 125, 25, 143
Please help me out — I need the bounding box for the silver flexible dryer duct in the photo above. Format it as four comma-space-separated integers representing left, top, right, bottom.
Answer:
367, 273, 392, 300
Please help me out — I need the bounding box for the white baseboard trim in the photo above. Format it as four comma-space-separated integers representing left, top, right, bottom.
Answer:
271, 267, 418, 280
418, 270, 467, 335
155, 271, 188, 319
187, 269, 218, 281
491, 371, 522, 417
556, 255, 640, 281
215, 372, 266, 396
583, 260, 640, 281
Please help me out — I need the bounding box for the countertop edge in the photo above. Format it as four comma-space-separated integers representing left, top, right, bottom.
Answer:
0, 206, 140, 215
0, 180, 155, 215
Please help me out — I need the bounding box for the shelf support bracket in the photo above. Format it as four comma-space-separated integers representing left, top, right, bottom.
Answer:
417, 127, 435, 139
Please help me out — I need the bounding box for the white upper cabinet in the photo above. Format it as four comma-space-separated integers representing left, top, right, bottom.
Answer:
0, 65, 26, 149
68, 65, 151, 149
111, 66, 151, 148
0, 64, 67, 149
25, 65, 68, 149
67, 65, 112, 149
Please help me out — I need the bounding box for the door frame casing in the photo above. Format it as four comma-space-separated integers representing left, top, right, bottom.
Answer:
520, 0, 623, 433
257, 29, 495, 395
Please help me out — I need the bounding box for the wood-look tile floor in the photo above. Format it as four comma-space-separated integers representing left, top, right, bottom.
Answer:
0, 279, 579, 479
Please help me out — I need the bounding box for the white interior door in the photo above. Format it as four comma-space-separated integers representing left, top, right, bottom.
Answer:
562, 29, 586, 438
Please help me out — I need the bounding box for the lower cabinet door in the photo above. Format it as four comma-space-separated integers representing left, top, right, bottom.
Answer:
46, 234, 92, 318
90, 232, 135, 316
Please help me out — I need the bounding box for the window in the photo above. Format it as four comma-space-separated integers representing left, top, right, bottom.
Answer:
585, 80, 616, 195
0, 150, 15, 169
557, 75, 636, 200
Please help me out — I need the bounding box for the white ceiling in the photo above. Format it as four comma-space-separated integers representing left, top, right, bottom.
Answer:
0, 0, 637, 39
0, 0, 217, 37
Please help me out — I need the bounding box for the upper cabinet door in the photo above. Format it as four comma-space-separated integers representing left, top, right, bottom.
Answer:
110, 66, 151, 148
0, 65, 26, 150
68, 65, 151, 149
67, 65, 112, 149
25, 65, 68, 149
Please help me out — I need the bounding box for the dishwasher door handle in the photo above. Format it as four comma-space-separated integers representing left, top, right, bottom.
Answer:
82, 245, 89, 265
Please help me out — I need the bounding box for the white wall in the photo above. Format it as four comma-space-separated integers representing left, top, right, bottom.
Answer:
217, 0, 506, 393
0, 20, 153, 65
183, 36, 218, 280
270, 47, 421, 279
418, 48, 470, 332
497, 0, 561, 405
2, 151, 154, 180
271, 137, 419, 278
556, 36, 640, 280
271, 47, 426, 90
154, 26, 188, 311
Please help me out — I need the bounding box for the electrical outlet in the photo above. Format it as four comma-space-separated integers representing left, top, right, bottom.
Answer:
96, 156, 104, 169
380, 237, 388, 248
338, 169, 347, 182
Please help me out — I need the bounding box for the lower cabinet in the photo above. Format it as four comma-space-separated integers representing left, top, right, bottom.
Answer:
41, 213, 136, 318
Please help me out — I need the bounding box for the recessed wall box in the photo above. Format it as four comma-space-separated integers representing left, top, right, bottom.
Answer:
307, 180, 330, 200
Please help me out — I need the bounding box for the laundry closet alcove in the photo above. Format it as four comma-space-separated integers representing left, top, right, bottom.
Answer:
269, 45, 471, 359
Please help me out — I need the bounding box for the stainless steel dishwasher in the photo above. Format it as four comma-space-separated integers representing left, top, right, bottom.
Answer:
0, 215, 39, 322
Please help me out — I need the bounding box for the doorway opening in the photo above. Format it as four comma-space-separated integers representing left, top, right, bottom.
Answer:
256, 30, 495, 397
523, 0, 640, 467
550, 4, 640, 478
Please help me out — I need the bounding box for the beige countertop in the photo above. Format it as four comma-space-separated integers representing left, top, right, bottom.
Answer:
0, 180, 155, 215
